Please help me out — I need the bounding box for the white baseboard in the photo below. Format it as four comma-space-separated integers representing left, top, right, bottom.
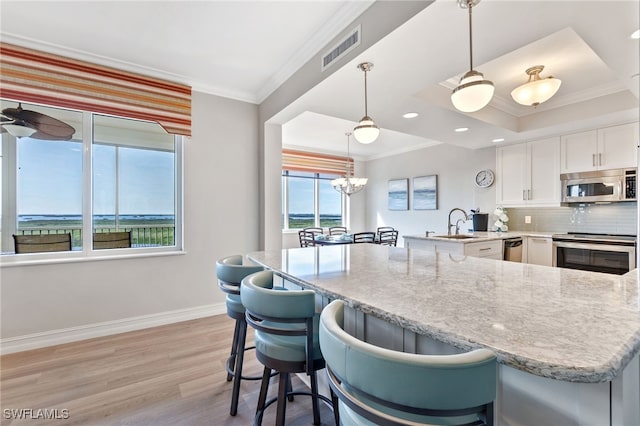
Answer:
0, 303, 227, 355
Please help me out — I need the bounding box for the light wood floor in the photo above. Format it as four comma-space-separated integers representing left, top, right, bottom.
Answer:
0, 315, 335, 425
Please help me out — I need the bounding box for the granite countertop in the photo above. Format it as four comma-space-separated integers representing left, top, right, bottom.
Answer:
404, 231, 555, 243
248, 244, 640, 383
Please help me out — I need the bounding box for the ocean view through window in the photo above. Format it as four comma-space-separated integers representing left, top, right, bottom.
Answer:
1, 100, 182, 256
282, 170, 343, 230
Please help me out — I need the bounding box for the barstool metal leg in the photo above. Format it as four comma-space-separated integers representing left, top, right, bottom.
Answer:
275, 372, 289, 426
310, 371, 321, 425
227, 319, 241, 382
256, 366, 271, 415
229, 319, 247, 416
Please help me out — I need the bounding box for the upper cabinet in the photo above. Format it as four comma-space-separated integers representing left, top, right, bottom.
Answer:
496, 137, 560, 207
560, 122, 639, 173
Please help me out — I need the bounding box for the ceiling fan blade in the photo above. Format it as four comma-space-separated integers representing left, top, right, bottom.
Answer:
2, 104, 75, 140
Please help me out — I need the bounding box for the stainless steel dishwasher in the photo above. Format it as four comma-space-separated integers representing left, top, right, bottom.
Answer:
503, 237, 523, 262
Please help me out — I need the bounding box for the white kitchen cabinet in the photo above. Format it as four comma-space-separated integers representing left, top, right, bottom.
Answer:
560, 122, 639, 173
524, 236, 553, 266
496, 137, 560, 207
403, 237, 503, 260
464, 240, 503, 260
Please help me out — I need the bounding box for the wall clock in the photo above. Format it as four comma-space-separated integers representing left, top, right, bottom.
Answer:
475, 169, 495, 188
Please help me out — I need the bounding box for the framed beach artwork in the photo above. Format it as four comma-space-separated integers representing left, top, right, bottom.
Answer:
388, 179, 409, 210
413, 175, 438, 210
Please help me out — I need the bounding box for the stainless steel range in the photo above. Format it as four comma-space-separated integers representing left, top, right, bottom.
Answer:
552, 232, 637, 275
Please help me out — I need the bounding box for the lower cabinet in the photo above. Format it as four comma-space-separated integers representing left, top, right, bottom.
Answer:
404, 238, 503, 260
524, 236, 553, 266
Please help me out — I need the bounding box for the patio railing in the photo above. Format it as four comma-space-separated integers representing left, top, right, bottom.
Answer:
16, 225, 175, 248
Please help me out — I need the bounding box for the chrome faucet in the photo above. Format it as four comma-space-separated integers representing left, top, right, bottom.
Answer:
447, 208, 469, 236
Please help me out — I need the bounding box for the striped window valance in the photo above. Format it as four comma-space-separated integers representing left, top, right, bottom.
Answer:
0, 42, 191, 136
282, 149, 352, 176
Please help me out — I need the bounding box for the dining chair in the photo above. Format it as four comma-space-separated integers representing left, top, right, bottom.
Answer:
319, 300, 497, 425
216, 255, 265, 416
298, 230, 317, 247
328, 226, 347, 236
241, 270, 337, 426
377, 229, 399, 246
376, 226, 395, 234
93, 231, 131, 249
13, 233, 72, 254
353, 232, 376, 244
303, 227, 323, 233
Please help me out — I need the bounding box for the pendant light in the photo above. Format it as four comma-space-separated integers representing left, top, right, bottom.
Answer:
353, 62, 379, 144
451, 0, 494, 113
510, 65, 562, 107
331, 132, 368, 196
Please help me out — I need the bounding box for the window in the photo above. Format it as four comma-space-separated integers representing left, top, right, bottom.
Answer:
281, 170, 343, 230
1, 100, 182, 256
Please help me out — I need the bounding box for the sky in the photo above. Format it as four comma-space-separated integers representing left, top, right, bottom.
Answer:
17, 138, 175, 216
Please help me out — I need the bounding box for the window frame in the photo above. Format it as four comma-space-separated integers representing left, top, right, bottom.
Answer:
1, 106, 184, 265
281, 170, 346, 231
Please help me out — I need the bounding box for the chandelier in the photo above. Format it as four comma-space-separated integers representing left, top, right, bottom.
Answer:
511, 65, 562, 107
450, 0, 494, 113
353, 62, 380, 144
331, 132, 368, 196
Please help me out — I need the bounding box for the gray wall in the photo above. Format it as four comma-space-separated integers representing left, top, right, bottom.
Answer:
364, 143, 497, 244
1, 91, 260, 339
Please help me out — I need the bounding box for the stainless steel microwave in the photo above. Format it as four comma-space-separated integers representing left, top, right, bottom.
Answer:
560, 168, 636, 204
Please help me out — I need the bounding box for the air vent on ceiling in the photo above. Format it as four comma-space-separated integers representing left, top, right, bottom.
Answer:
321, 25, 361, 72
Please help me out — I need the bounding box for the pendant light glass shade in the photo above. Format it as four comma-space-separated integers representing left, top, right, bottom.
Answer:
353, 116, 379, 145
451, 70, 495, 112
2, 123, 36, 138
353, 62, 379, 144
332, 132, 368, 196
511, 65, 561, 107
451, 0, 494, 113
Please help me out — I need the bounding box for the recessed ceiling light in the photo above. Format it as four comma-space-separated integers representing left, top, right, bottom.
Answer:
402, 112, 419, 119
631, 29, 640, 39
454, 127, 468, 132
492, 138, 505, 143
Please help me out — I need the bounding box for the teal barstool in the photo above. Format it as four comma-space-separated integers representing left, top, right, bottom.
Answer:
241, 270, 337, 426
319, 300, 497, 426
216, 255, 264, 416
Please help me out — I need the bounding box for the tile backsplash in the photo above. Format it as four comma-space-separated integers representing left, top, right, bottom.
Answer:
505, 203, 637, 235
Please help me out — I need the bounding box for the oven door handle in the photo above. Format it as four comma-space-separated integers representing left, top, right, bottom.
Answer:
552, 241, 636, 253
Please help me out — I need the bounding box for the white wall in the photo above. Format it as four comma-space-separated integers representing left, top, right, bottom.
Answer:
364, 144, 497, 245
0, 91, 260, 342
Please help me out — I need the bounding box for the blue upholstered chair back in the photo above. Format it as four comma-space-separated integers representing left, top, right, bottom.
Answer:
216, 255, 264, 316
319, 299, 497, 425
241, 270, 321, 375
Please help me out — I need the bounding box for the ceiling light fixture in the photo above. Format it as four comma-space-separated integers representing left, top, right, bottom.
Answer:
510, 65, 562, 107
492, 138, 505, 143
353, 62, 379, 144
631, 29, 640, 39
455, 127, 469, 132
402, 112, 419, 119
451, 0, 494, 113
2, 122, 37, 138
331, 132, 368, 196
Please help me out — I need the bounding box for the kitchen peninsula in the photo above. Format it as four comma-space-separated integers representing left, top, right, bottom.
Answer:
248, 244, 640, 426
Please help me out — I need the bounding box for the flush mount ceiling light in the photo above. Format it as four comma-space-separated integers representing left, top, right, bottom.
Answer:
455, 127, 469, 132
331, 132, 368, 196
510, 65, 562, 107
402, 112, 419, 119
451, 0, 494, 113
353, 62, 379, 144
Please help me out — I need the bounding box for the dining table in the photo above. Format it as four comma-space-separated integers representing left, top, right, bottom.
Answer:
313, 234, 353, 245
